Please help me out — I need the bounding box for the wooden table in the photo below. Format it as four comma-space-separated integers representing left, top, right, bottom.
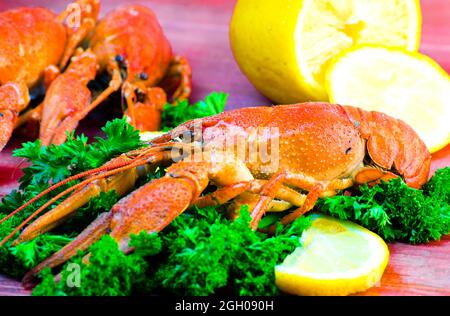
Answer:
0, 0, 449, 296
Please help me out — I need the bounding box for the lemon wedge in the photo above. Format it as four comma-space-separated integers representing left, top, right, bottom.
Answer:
230, 0, 421, 103
326, 45, 450, 153
275, 214, 389, 296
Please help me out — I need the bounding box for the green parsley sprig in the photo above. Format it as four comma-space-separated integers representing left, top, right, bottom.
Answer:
318, 168, 450, 244
161, 92, 228, 131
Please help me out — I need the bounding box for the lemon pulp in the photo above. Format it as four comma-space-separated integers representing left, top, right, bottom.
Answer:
275, 214, 389, 296
326, 45, 450, 153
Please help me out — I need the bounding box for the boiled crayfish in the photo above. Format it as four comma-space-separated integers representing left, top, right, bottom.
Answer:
0, 102, 431, 286
0, 0, 100, 151
1, 3, 192, 148
37, 4, 192, 146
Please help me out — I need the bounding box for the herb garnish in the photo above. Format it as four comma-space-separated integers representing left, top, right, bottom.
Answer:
32, 206, 311, 296
161, 92, 228, 131
318, 168, 450, 244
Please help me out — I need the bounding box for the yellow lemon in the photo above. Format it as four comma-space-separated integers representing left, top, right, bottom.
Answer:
326, 45, 450, 153
229, 0, 421, 103
275, 214, 389, 296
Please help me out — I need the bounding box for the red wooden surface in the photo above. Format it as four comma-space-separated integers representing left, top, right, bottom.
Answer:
0, 0, 449, 296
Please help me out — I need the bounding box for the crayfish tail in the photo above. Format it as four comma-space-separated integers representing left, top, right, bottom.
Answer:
343, 105, 431, 188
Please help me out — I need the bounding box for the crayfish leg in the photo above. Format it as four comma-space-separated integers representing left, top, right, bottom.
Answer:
194, 181, 252, 209
14, 64, 59, 132
72, 58, 122, 123
278, 184, 322, 227
123, 86, 167, 131
58, 0, 100, 69
159, 55, 192, 103
249, 172, 325, 230
44, 65, 61, 89
249, 179, 308, 207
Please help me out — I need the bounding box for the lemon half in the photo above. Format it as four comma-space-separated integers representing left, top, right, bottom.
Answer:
326, 45, 450, 153
230, 0, 421, 103
275, 214, 389, 296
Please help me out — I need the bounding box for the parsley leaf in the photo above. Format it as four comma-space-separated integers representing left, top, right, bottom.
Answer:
12, 118, 143, 188
32, 235, 151, 296
318, 167, 450, 244
161, 92, 228, 131
10, 235, 72, 270
85, 119, 143, 168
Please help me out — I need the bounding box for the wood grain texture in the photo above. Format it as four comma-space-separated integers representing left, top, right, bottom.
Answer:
0, 0, 449, 296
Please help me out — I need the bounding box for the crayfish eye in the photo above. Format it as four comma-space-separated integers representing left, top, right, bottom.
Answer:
139, 72, 148, 80
115, 54, 124, 63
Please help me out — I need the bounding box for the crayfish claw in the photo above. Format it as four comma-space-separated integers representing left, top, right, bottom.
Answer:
0, 110, 15, 151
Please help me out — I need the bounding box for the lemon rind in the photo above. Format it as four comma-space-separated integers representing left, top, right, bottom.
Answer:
275, 215, 390, 296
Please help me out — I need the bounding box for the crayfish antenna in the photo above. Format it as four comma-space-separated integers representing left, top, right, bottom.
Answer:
0, 144, 181, 229
13, 154, 164, 245
0, 156, 132, 227
15, 184, 109, 245
0, 151, 172, 248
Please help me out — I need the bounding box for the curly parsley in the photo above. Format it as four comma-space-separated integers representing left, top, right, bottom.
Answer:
161, 92, 228, 131
32, 206, 311, 296
318, 167, 450, 244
